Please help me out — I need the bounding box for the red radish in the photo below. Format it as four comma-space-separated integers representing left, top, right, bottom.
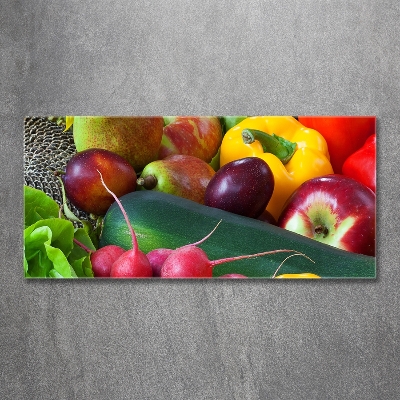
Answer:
97, 170, 153, 278
146, 220, 223, 276
146, 248, 174, 277
90, 245, 126, 277
160, 247, 313, 278
72, 238, 126, 278
158, 219, 313, 278
109, 250, 152, 278
219, 274, 248, 279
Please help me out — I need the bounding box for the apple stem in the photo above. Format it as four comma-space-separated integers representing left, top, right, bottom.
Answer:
137, 175, 157, 190
314, 225, 329, 238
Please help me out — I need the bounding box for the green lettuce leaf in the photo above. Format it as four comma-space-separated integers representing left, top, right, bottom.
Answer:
24, 219, 75, 278
70, 256, 94, 278
68, 228, 96, 277
24, 186, 96, 278
45, 244, 77, 278
24, 186, 60, 227
24, 225, 54, 277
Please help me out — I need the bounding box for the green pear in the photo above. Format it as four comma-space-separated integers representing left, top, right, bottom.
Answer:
136, 155, 215, 204
73, 116, 164, 172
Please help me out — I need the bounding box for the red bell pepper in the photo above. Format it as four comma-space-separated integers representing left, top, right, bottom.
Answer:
298, 116, 376, 173
342, 134, 376, 192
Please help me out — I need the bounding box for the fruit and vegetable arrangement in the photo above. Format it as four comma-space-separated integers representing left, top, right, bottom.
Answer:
24, 115, 376, 279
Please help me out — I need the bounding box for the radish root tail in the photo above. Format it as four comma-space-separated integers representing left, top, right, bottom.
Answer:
210, 249, 310, 267
73, 237, 94, 254
272, 253, 315, 278
180, 219, 223, 249
97, 170, 138, 252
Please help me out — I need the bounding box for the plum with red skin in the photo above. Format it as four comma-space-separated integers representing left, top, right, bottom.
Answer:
278, 174, 376, 256
204, 157, 274, 218
63, 148, 137, 215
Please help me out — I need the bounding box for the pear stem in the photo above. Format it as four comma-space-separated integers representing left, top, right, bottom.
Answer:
137, 175, 157, 190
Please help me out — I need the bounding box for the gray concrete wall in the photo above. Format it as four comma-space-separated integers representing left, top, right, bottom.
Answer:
2, 1, 399, 399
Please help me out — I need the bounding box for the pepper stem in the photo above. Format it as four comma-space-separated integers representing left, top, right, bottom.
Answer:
242, 129, 297, 164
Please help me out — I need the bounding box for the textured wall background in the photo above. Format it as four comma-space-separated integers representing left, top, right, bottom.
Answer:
2, 1, 399, 399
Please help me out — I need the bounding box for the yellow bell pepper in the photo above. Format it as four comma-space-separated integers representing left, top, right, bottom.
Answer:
274, 273, 321, 279
220, 116, 334, 220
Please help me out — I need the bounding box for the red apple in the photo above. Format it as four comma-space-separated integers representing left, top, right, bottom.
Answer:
278, 174, 376, 256
158, 116, 223, 163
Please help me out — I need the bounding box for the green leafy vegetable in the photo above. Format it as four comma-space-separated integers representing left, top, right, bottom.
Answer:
24, 186, 96, 278
69, 228, 96, 277
24, 186, 60, 227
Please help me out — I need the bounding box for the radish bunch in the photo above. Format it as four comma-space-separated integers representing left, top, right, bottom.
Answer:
75, 171, 313, 278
